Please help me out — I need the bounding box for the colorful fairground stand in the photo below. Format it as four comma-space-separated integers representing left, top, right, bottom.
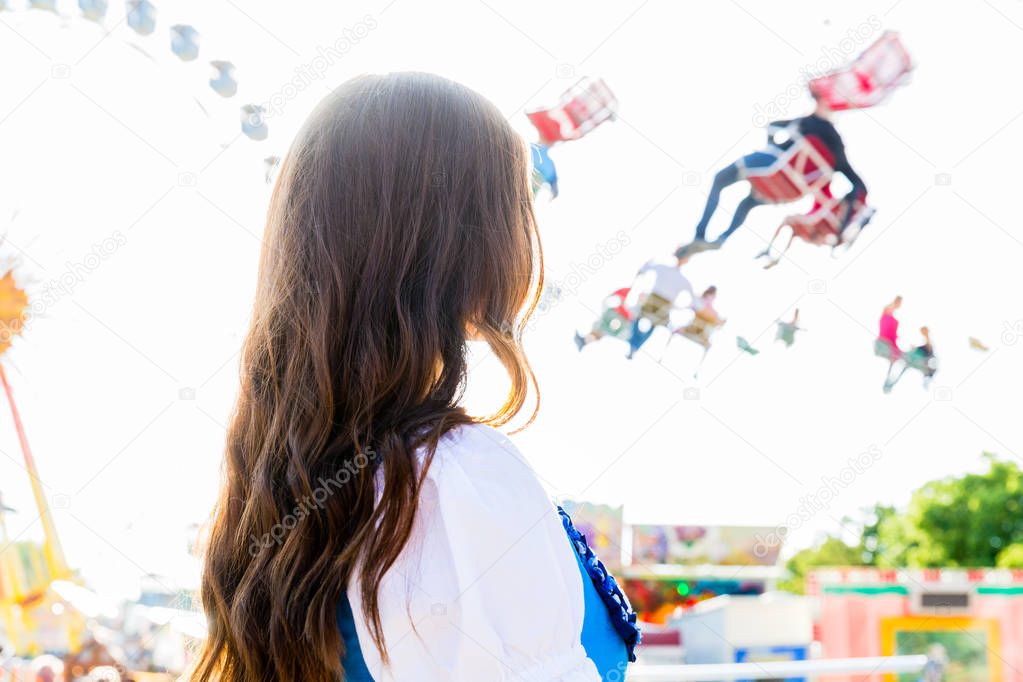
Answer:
625, 523, 784, 619
562, 501, 806, 665
628, 523, 800, 665
810, 567, 1023, 682
673, 593, 813, 670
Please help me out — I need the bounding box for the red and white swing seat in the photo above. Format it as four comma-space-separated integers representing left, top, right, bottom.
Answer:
526, 77, 618, 144
781, 192, 873, 251
798, 196, 873, 240
809, 31, 913, 112
787, 197, 843, 243
741, 128, 836, 205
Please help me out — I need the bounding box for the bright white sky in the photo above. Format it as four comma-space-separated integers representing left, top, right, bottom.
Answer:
1, 0, 1022, 600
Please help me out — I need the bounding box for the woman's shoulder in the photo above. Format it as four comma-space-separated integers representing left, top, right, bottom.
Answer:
349, 421, 605, 681
425, 423, 549, 507
430, 422, 523, 465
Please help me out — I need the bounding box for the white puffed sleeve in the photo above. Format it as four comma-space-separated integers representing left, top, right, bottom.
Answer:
347, 424, 599, 681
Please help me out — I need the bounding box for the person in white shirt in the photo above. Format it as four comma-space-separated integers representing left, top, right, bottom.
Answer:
192, 72, 638, 682
626, 254, 693, 358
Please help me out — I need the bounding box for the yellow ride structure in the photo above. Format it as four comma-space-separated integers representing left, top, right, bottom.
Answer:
0, 270, 82, 656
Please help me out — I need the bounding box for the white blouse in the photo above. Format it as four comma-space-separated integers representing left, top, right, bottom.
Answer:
346, 423, 601, 681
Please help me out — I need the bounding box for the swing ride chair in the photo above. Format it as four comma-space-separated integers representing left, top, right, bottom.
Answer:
526, 77, 618, 144
757, 195, 845, 270
818, 199, 874, 249
874, 338, 899, 363
597, 291, 634, 341
749, 31, 910, 266
675, 315, 723, 351
783, 194, 874, 252
788, 198, 845, 243
743, 125, 836, 205
750, 130, 875, 268
776, 322, 798, 347
905, 348, 938, 376
808, 31, 913, 112
660, 313, 725, 377
875, 339, 937, 390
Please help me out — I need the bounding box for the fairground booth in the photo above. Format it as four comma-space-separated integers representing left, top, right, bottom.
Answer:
563, 502, 814, 665
811, 567, 1023, 681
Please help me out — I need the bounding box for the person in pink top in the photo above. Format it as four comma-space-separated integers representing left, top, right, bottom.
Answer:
876, 295, 904, 391
877, 295, 902, 358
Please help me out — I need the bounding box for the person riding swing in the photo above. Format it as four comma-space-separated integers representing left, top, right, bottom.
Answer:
626, 254, 693, 359
676, 90, 867, 259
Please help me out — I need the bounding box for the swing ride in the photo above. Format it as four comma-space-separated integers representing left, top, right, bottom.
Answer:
527, 77, 619, 199
531, 143, 560, 199
775, 311, 804, 349
660, 287, 727, 374
673, 31, 911, 261
675, 316, 721, 353
754, 30, 913, 206
576, 285, 728, 377
748, 30, 912, 267
567, 31, 944, 395
574, 288, 634, 351
876, 333, 938, 394
755, 185, 876, 269
744, 123, 836, 207
526, 77, 618, 145
735, 336, 760, 356
807, 31, 913, 112
662, 312, 726, 377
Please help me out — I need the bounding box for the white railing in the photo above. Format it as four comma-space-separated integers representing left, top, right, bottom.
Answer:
627, 654, 928, 681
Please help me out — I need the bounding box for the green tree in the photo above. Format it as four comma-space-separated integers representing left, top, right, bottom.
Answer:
996, 543, 1023, 568
890, 453, 1023, 567
861, 504, 911, 567
779, 535, 867, 594
780, 454, 1023, 593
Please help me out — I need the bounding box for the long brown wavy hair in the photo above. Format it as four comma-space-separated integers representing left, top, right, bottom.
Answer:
192, 72, 542, 682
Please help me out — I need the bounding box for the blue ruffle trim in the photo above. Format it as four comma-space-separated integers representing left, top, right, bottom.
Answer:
557, 506, 641, 661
